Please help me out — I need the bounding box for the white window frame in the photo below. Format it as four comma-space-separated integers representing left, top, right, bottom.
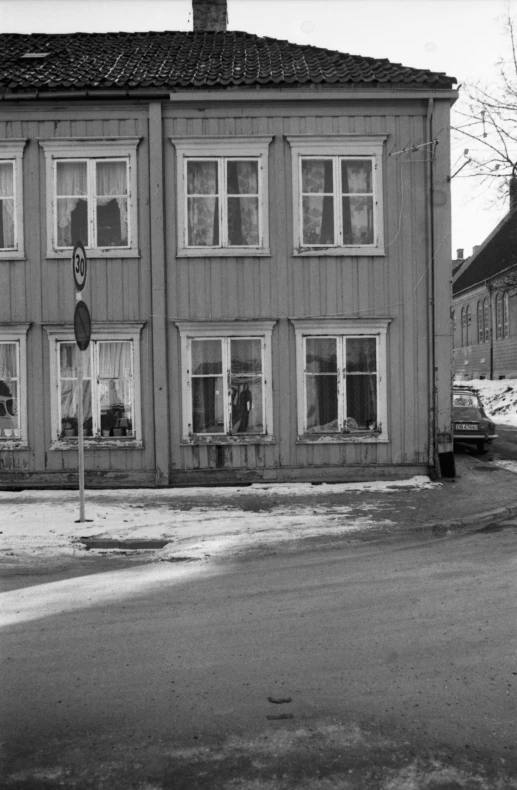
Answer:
292, 318, 390, 442
176, 321, 275, 443
44, 322, 144, 449
0, 323, 30, 447
171, 137, 273, 257
0, 140, 27, 260
39, 138, 140, 259
287, 135, 386, 256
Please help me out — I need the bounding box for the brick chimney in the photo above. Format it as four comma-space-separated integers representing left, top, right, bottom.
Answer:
456, 248, 464, 260
193, 0, 228, 31
510, 175, 517, 212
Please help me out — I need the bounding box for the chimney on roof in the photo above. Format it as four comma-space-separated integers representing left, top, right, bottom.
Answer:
193, 0, 228, 31
510, 175, 517, 212
473, 245, 480, 255
456, 248, 464, 260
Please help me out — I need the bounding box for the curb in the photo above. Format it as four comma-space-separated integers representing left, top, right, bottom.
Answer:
422, 502, 517, 537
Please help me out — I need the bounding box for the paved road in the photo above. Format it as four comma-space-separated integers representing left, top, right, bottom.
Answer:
493, 422, 517, 461
1, 524, 516, 789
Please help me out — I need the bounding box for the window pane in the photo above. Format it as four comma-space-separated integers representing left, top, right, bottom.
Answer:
231, 339, 262, 374
0, 200, 15, 248
227, 197, 259, 246
231, 376, 263, 433
187, 161, 218, 194
0, 343, 19, 436
302, 196, 334, 245
306, 337, 337, 373
192, 340, 222, 375
56, 161, 87, 196
342, 196, 373, 245
306, 375, 338, 432
96, 161, 127, 196
341, 160, 372, 193
346, 338, 376, 372
98, 342, 133, 436
301, 160, 333, 193
57, 197, 88, 247
346, 375, 377, 430
96, 197, 128, 247
192, 378, 224, 433
0, 162, 14, 197
59, 343, 91, 378
227, 161, 258, 195
60, 379, 92, 436
188, 197, 219, 246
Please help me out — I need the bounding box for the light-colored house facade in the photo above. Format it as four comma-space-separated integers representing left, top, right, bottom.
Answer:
0, 2, 457, 487
453, 207, 517, 381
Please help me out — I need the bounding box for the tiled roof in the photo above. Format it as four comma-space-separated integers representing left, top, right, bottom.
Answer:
0, 31, 456, 94
453, 209, 517, 294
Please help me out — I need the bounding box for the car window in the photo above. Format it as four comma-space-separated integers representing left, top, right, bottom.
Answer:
453, 393, 478, 407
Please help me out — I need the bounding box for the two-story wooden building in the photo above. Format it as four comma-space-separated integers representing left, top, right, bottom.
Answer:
0, 0, 457, 487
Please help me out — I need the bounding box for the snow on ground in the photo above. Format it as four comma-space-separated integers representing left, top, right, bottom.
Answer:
461, 378, 517, 426
0, 476, 438, 561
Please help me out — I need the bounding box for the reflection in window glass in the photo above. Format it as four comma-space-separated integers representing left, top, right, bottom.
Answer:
0, 342, 19, 437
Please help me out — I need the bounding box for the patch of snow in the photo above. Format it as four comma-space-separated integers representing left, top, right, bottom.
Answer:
459, 378, 517, 427
492, 459, 517, 474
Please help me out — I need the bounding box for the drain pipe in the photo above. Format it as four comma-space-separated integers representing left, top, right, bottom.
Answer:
426, 98, 437, 475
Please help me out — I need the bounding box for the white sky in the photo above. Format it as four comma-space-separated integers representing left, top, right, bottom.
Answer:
0, 0, 515, 257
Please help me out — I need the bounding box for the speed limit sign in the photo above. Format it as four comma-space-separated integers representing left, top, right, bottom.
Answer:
72, 241, 87, 292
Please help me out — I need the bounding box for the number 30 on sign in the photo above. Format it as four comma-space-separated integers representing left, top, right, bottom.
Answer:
72, 241, 87, 292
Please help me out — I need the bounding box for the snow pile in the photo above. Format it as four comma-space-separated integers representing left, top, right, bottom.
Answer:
456, 378, 517, 426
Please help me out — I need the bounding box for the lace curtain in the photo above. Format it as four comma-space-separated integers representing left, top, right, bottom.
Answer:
96, 161, 128, 246
0, 162, 15, 248
0, 343, 19, 433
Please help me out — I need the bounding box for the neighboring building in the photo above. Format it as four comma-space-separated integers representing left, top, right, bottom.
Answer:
452, 203, 517, 381
0, 0, 457, 488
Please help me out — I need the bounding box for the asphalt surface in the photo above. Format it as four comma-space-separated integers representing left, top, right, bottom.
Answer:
1, 518, 516, 789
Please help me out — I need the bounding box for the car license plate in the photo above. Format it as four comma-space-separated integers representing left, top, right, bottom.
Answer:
455, 423, 478, 431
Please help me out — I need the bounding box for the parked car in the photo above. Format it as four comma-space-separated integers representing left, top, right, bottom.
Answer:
453, 385, 497, 453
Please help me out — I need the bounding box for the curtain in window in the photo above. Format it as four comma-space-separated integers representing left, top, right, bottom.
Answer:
96, 161, 128, 247
341, 160, 373, 245
227, 161, 259, 246
0, 342, 19, 435
0, 162, 15, 249
230, 338, 263, 433
191, 339, 224, 433
187, 161, 219, 246
98, 341, 133, 435
56, 161, 88, 247
345, 338, 377, 430
301, 160, 334, 245
59, 344, 92, 436
305, 337, 338, 432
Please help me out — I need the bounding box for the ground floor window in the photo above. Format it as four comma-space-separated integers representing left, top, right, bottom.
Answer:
176, 321, 275, 441
44, 323, 144, 444
0, 324, 29, 445
292, 318, 390, 441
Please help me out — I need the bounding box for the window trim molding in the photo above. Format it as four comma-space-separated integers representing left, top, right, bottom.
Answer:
286, 135, 387, 257
39, 137, 141, 259
175, 320, 275, 443
291, 317, 391, 442
0, 322, 31, 448
43, 321, 145, 450
170, 136, 273, 258
0, 139, 27, 260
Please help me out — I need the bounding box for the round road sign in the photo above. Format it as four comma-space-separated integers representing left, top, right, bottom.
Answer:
72, 241, 87, 292
74, 300, 91, 351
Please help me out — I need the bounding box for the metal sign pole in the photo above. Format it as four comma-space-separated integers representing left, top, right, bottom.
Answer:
77, 334, 85, 523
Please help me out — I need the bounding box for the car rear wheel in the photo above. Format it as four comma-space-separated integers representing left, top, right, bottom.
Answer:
477, 440, 486, 454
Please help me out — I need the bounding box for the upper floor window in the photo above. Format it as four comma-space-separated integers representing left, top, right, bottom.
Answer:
176, 321, 275, 442
503, 292, 510, 338
483, 299, 490, 343
171, 137, 272, 257
0, 140, 27, 259
0, 324, 30, 446
452, 310, 456, 348
495, 293, 503, 339
477, 301, 483, 344
461, 307, 466, 346
465, 304, 472, 346
39, 138, 140, 258
287, 136, 386, 256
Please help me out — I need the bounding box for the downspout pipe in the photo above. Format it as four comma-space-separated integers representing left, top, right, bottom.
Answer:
426, 98, 437, 474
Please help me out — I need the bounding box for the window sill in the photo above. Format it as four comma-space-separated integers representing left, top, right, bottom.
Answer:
46, 249, 141, 260
297, 433, 389, 444
181, 435, 275, 445
50, 438, 143, 451
0, 252, 25, 261
293, 247, 385, 257
176, 248, 271, 258
0, 441, 29, 450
